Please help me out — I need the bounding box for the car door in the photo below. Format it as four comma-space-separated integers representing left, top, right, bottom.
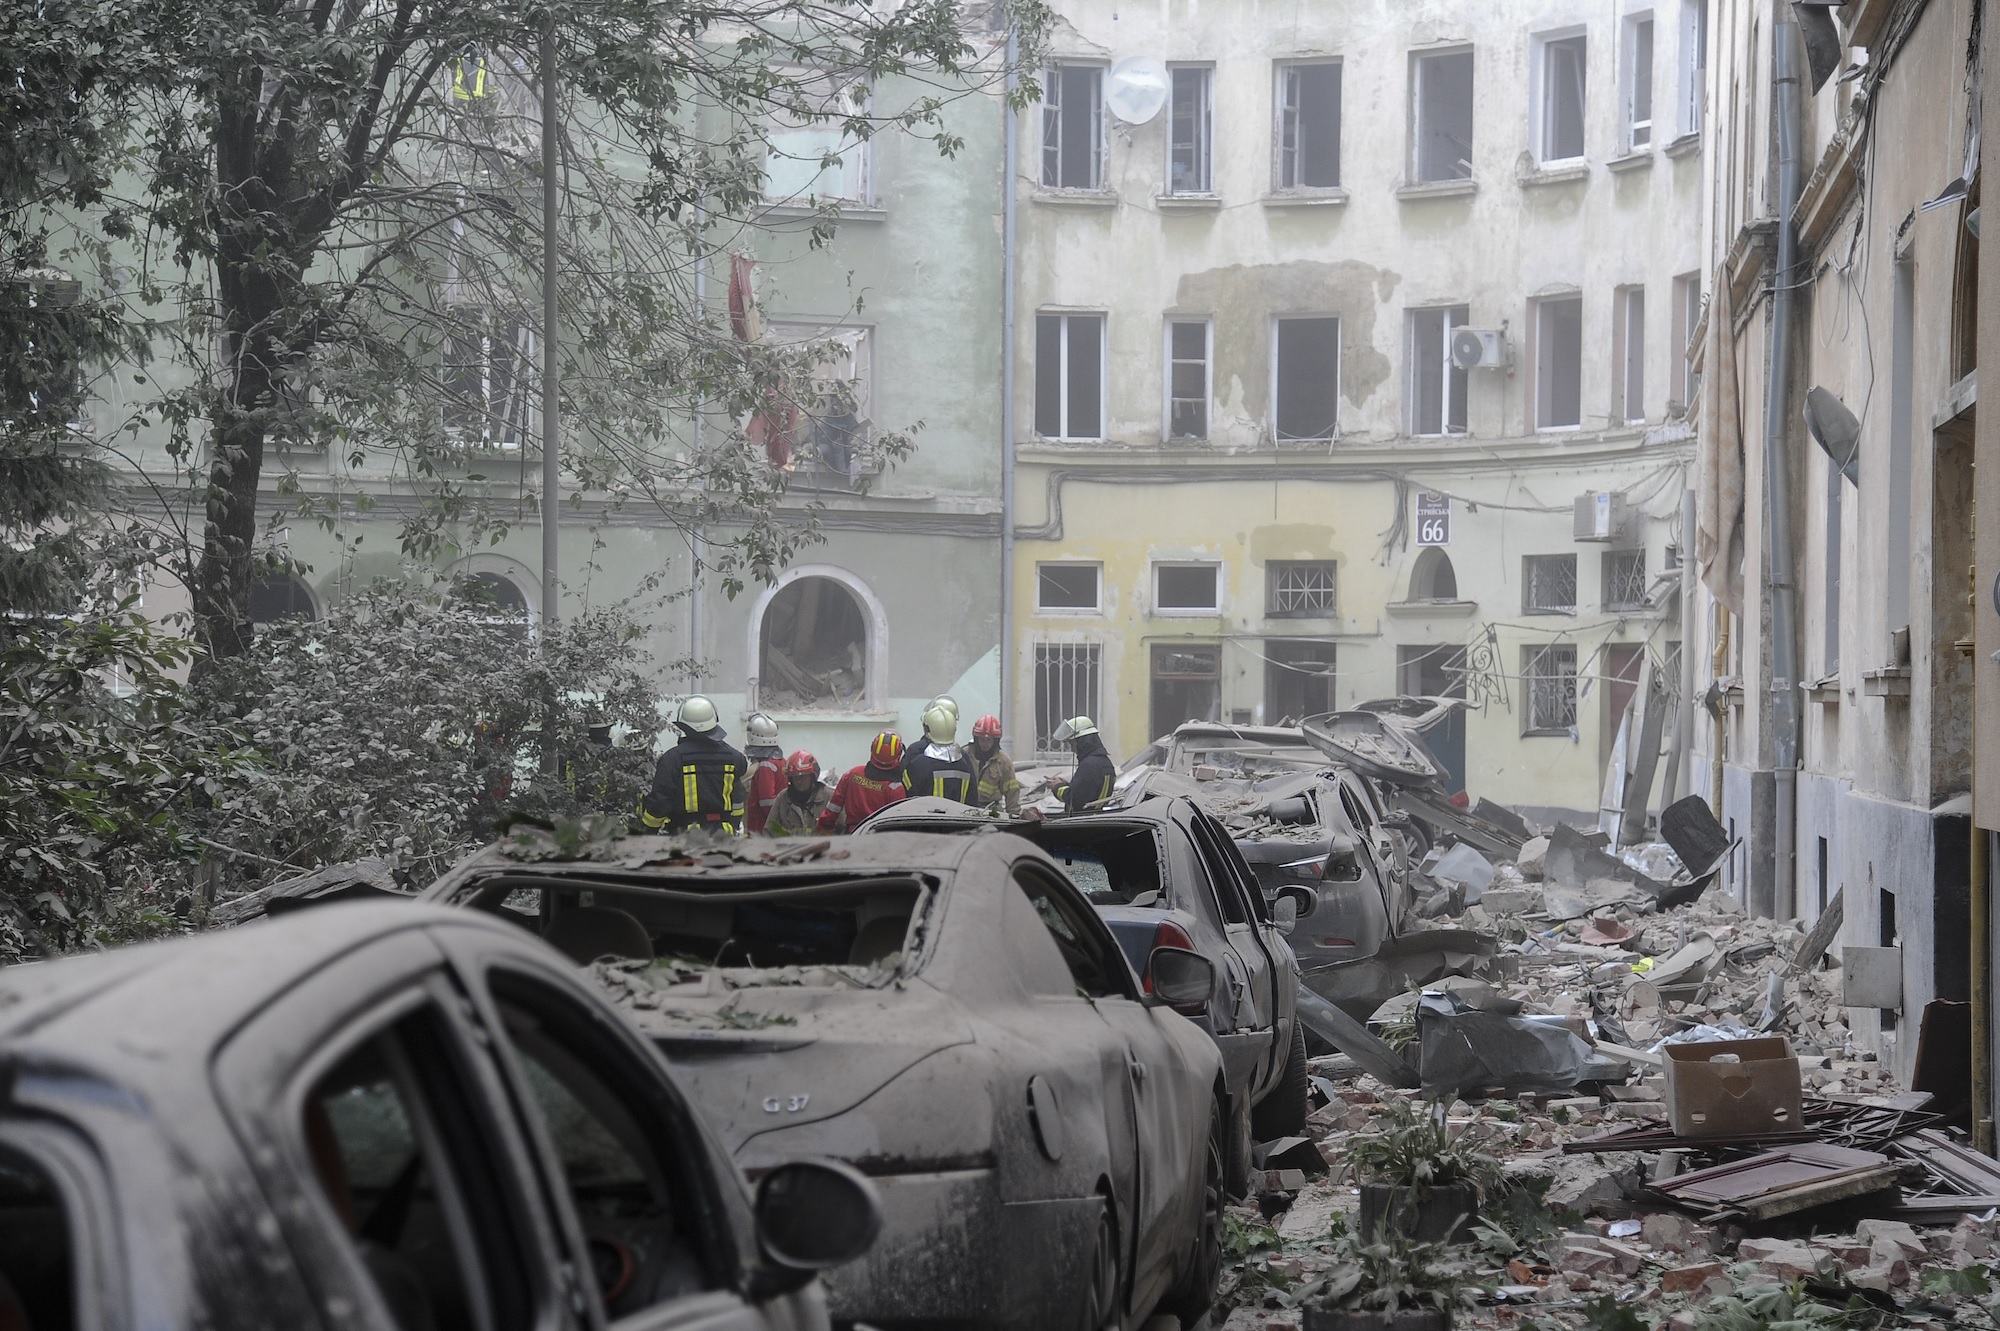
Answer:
1007, 860, 1189, 1314
437, 932, 784, 1331
212, 929, 578, 1331
1182, 813, 1277, 1057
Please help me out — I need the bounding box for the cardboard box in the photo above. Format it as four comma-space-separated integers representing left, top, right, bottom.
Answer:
1662, 1037, 1803, 1137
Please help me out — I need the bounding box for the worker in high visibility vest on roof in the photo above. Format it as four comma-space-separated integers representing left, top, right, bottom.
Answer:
452, 52, 489, 100
640, 696, 749, 834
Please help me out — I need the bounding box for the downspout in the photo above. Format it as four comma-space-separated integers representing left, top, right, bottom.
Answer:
1712, 607, 1730, 818
1764, 17, 1804, 920
1666, 487, 1698, 806
999, 28, 1019, 744
690, 201, 706, 689
1976, 800, 1992, 1154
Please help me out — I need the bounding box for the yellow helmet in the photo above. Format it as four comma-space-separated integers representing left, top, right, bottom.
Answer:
928, 695, 960, 724
922, 703, 957, 744
676, 695, 720, 733
1053, 716, 1098, 742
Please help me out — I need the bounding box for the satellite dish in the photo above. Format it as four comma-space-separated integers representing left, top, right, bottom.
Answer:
1802, 385, 1860, 485
1106, 57, 1169, 124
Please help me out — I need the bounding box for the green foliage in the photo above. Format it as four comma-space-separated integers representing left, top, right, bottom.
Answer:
1690, 1281, 1888, 1331
188, 576, 666, 893
1317, 1228, 1464, 1315
1223, 1212, 1281, 1259
1338, 1097, 1509, 1196
1579, 1293, 1647, 1331
1469, 1176, 1572, 1262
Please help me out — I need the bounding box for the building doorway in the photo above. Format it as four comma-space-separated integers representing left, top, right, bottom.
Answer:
1396, 645, 1467, 795
1150, 643, 1220, 742
1265, 639, 1335, 724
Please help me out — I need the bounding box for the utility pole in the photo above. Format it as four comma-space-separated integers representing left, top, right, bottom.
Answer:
540, 13, 560, 633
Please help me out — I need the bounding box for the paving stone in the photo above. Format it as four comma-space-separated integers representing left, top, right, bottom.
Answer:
1660, 1261, 1726, 1294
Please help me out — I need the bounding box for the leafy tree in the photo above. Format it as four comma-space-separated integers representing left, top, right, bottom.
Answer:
69, 0, 1049, 657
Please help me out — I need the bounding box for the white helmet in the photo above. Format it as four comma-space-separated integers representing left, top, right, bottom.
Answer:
928, 695, 960, 725
745, 711, 781, 746
921, 702, 957, 745
1053, 716, 1098, 742
677, 695, 720, 733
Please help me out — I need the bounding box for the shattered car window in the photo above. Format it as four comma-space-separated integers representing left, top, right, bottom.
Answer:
1029, 828, 1163, 907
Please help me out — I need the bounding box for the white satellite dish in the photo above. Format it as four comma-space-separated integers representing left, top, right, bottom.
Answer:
1106, 57, 1169, 124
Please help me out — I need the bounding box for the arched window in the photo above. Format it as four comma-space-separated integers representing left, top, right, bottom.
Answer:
759, 576, 869, 710
1409, 548, 1458, 601
248, 573, 318, 631
458, 571, 530, 617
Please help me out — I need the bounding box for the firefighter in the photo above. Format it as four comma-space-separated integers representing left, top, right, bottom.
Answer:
768, 750, 831, 835
965, 714, 1023, 816
742, 711, 786, 834
902, 701, 974, 803
640, 696, 749, 834
1051, 716, 1116, 812
819, 733, 910, 832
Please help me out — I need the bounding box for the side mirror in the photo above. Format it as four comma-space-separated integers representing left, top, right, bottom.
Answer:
1276, 884, 1317, 921
755, 1160, 882, 1272
1272, 896, 1298, 935
1148, 946, 1215, 1007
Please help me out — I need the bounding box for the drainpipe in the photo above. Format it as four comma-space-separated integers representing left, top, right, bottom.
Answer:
1712, 607, 1729, 818
1666, 487, 1698, 806
1976, 805, 1993, 1154
690, 201, 706, 689
1764, 18, 1804, 921
999, 28, 1019, 744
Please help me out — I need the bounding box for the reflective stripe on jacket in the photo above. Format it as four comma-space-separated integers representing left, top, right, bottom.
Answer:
819, 764, 908, 833
745, 758, 786, 834
903, 742, 974, 804
642, 734, 750, 833
966, 746, 1022, 814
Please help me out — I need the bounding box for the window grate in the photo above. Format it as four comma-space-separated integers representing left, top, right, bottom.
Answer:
1034, 642, 1101, 757
1523, 554, 1577, 614
1268, 561, 1338, 616
1523, 644, 1578, 733
1603, 549, 1648, 609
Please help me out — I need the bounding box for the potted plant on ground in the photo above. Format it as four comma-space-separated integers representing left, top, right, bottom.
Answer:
1304, 1229, 1463, 1331
1339, 1098, 1506, 1246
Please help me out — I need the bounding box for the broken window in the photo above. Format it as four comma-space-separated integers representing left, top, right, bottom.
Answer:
1603, 548, 1648, 609
1670, 272, 1701, 414
1042, 64, 1104, 190
1034, 641, 1101, 757
1035, 312, 1104, 439
1166, 319, 1211, 439
1522, 643, 1578, 734
1408, 305, 1469, 436
1615, 286, 1646, 424
442, 306, 535, 449
1523, 554, 1577, 615
1273, 316, 1339, 440
1678, 0, 1708, 137
1534, 294, 1583, 429
452, 572, 533, 641
1408, 547, 1458, 600
1537, 34, 1588, 163
1266, 561, 1337, 617
1168, 66, 1213, 194
1154, 563, 1221, 614
759, 576, 869, 711
1037, 562, 1101, 611
766, 322, 873, 477
764, 77, 872, 203
1276, 62, 1341, 190
1151, 643, 1220, 738
248, 573, 317, 632
1625, 17, 1654, 150
1265, 639, 1335, 723
1411, 48, 1474, 183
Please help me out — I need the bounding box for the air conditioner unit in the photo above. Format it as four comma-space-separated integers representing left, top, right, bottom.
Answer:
1450, 327, 1509, 370
1574, 490, 1629, 542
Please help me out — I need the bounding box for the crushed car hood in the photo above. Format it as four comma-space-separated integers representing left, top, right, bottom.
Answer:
592, 961, 974, 1155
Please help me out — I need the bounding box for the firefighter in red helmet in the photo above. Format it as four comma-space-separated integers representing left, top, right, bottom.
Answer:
768, 750, 831, 835
819, 733, 910, 832
965, 714, 1024, 816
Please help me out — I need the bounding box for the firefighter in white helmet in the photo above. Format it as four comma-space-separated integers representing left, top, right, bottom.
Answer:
903, 701, 974, 803
640, 696, 749, 833
742, 711, 785, 834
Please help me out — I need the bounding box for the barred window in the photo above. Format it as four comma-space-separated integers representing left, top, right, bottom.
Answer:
1523, 554, 1577, 614
1602, 549, 1647, 609
1523, 644, 1578, 734
1267, 561, 1338, 617
1034, 642, 1101, 758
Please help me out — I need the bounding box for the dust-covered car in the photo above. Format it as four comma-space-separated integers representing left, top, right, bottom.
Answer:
421, 830, 1229, 1331
854, 795, 1306, 1154
0, 902, 880, 1331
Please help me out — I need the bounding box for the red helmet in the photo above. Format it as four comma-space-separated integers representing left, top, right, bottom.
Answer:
973, 714, 1003, 739
785, 749, 820, 778
869, 732, 905, 768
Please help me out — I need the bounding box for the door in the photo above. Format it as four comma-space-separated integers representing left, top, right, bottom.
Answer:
1151, 643, 1220, 741
445, 943, 773, 1331
1185, 813, 1285, 1089
1397, 645, 1467, 795
1169, 819, 1270, 1093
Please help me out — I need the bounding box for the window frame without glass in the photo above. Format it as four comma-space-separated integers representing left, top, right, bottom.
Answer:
1272, 315, 1341, 442
1035, 311, 1107, 440
1670, 272, 1702, 413
1153, 562, 1223, 616
1274, 60, 1343, 191
1623, 15, 1655, 151
1043, 63, 1107, 191
1164, 318, 1212, 440
1533, 31, 1589, 165
1678, 0, 1708, 139
1409, 47, 1476, 183
1168, 65, 1214, 195
1036, 561, 1103, 614
1613, 286, 1645, 425
764, 320, 875, 475
762, 75, 875, 205
1533, 293, 1584, 430
1408, 305, 1470, 436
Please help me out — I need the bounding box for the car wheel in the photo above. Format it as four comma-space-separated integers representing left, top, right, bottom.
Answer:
1251, 1020, 1310, 1140
1076, 1194, 1122, 1331
1159, 1100, 1226, 1325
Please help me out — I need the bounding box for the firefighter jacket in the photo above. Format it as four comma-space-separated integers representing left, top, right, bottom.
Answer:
768, 783, 832, 836
903, 740, 974, 804
745, 755, 786, 834
1055, 733, 1117, 813
642, 733, 750, 833
966, 744, 1022, 815
819, 763, 909, 832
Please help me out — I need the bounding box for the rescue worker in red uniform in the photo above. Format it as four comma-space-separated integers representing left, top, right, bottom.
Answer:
641, 696, 749, 834
742, 711, 786, 834
819, 733, 910, 832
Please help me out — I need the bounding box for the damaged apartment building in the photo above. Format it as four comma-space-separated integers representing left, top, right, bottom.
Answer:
1686, 0, 1995, 1100
1007, 0, 1707, 820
